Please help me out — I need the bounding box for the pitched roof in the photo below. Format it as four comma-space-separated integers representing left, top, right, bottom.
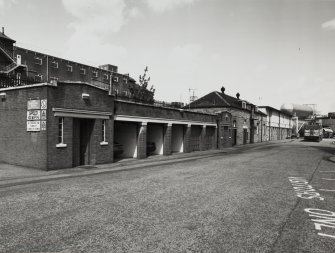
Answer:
0, 32, 15, 43
188, 91, 246, 109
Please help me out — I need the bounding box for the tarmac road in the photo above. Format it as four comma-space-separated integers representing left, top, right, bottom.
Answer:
1, 139, 335, 252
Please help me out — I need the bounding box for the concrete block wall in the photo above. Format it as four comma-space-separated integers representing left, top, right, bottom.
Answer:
137, 123, 147, 159
0, 86, 48, 169
163, 124, 172, 155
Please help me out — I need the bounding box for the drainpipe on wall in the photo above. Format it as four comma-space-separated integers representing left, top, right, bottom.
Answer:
46, 55, 49, 82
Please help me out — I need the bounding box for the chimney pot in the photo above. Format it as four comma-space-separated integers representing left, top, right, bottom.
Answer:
236, 92, 240, 99
221, 86, 225, 94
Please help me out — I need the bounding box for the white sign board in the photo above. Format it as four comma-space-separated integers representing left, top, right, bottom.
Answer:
41, 99, 47, 109
27, 121, 41, 131
41, 110, 47, 120
27, 110, 41, 120
27, 100, 40, 110
41, 121, 47, 131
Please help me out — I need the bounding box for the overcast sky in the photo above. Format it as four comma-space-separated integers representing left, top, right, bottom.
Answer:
1, 0, 335, 114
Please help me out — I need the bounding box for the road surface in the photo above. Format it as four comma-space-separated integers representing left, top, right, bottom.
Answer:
1, 139, 335, 252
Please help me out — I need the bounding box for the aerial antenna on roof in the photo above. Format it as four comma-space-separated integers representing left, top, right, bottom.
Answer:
188, 88, 197, 109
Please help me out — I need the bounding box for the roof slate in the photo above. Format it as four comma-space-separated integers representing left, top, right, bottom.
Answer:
0, 32, 15, 43
189, 91, 247, 109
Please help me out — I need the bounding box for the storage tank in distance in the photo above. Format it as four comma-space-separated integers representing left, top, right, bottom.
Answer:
280, 103, 313, 118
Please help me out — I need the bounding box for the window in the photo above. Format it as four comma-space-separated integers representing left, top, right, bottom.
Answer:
123, 77, 128, 84
80, 68, 86, 75
100, 120, 108, 145
51, 61, 58, 68
66, 64, 73, 72
255, 106, 258, 112
113, 76, 119, 82
56, 117, 67, 147
35, 57, 42, 65
103, 73, 109, 80
233, 120, 236, 128
242, 101, 247, 109
35, 75, 43, 82
92, 71, 98, 78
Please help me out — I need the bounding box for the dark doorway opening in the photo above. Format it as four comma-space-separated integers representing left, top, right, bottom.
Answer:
232, 128, 237, 146
243, 129, 248, 144
73, 118, 95, 167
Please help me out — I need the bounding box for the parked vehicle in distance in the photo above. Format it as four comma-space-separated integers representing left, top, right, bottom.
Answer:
113, 142, 124, 156
147, 142, 156, 155
323, 127, 334, 138
304, 118, 323, 142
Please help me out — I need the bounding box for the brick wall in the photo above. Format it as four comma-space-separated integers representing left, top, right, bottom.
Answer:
0, 86, 48, 169
46, 83, 114, 170
115, 101, 217, 124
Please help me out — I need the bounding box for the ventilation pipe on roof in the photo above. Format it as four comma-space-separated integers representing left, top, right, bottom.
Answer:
236, 92, 240, 99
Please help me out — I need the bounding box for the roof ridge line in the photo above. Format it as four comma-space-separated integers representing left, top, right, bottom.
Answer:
215, 91, 231, 106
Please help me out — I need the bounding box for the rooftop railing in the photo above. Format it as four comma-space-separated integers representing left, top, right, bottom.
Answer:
0, 76, 37, 89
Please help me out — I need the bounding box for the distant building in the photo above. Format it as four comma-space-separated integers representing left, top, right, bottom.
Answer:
185, 87, 269, 147
258, 106, 292, 141
319, 112, 335, 132
0, 28, 138, 98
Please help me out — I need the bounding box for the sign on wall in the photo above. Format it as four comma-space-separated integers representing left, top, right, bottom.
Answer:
27, 121, 41, 131
27, 110, 41, 120
27, 100, 41, 110
27, 99, 47, 132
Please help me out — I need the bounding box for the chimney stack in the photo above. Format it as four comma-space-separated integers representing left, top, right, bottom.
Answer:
236, 92, 240, 99
221, 86, 225, 94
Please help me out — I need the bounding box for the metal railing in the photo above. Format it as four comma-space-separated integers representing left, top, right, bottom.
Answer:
0, 40, 14, 59
114, 91, 184, 109
0, 76, 37, 89
0, 62, 17, 73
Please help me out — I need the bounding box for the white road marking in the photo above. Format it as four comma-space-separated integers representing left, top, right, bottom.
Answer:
322, 178, 335, 181
288, 177, 324, 200
305, 208, 335, 239
319, 189, 335, 192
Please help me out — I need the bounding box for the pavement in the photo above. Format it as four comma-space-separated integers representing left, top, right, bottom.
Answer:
0, 139, 295, 188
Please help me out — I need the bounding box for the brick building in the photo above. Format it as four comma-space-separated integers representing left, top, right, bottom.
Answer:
186, 87, 267, 147
0, 29, 218, 170
0, 29, 293, 170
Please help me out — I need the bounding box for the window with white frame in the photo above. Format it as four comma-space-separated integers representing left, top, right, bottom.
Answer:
103, 73, 109, 80
80, 68, 86, 75
66, 64, 73, 72
51, 61, 58, 68
242, 101, 247, 109
56, 117, 67, 147
92, 70, 98, 78
35, 74, 43, 82
35, 57, 42, 65
100, 120, 108, 145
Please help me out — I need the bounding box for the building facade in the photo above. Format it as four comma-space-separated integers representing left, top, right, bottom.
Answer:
258, 106, 292, 140
0, 29, 294, 170
186, 87, 268, 147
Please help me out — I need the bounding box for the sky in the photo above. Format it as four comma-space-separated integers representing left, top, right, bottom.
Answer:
1, 0, 335, 114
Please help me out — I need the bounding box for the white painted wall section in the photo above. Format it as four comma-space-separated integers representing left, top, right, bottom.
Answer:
147, 123, 164, 155
172, 124, 184, 153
